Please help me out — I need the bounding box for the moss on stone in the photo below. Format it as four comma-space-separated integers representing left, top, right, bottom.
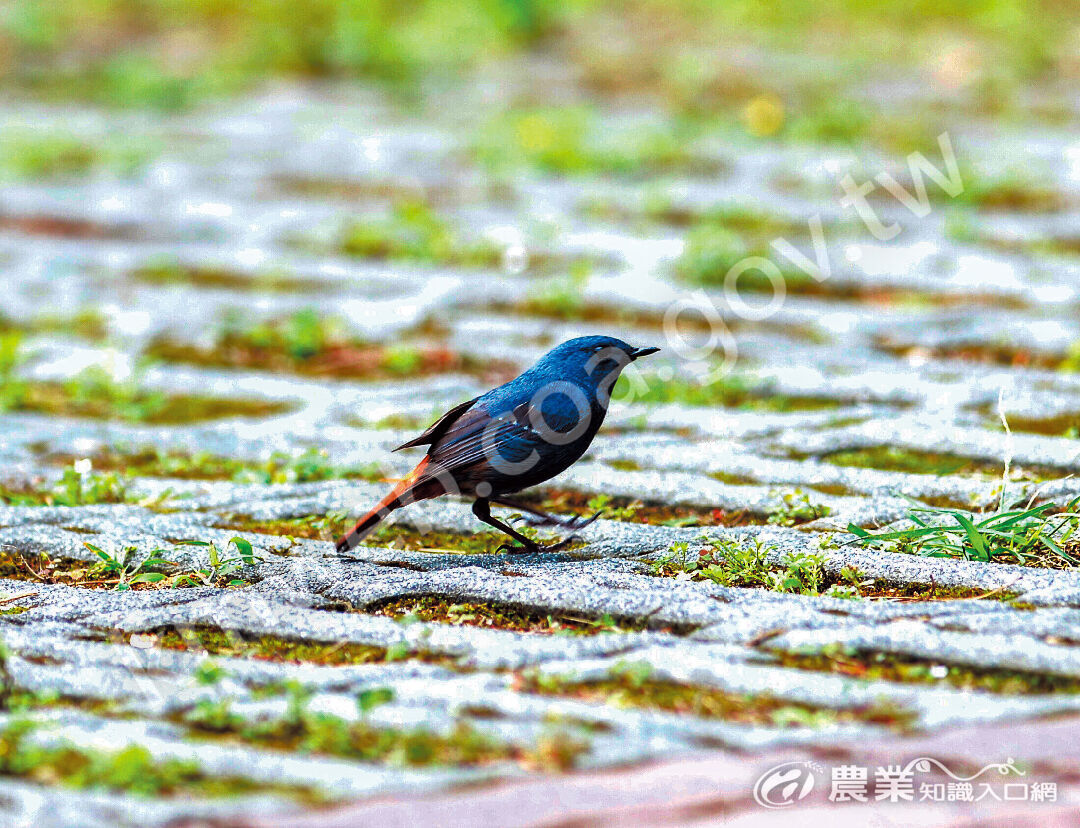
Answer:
771, 646, 1080, 694
183, 688, 587, 771
989, 412, 1080, 439
619, 374, 842, 412
517, 667, 914, 729
524, 488, 764, 528
145, 627, 444, 667
821, 445, 1044, 478
2, 379, 291, 424
45, 447, 384, 484
0, 719, 327, 802
132, 261, 333, 293
371, 596, 668, 635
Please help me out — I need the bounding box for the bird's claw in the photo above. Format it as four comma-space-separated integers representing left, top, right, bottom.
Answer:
495, 541, 538, 555
496, 535, 583, 555
564, 510, 602, 530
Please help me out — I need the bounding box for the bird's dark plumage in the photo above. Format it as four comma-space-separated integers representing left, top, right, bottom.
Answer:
335, 335, 659, 554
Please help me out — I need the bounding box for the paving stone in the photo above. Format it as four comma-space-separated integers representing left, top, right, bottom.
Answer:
1, 77, 1080, 826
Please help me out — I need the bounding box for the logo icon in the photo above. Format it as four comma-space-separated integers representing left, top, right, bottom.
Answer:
753, 761, 820, 809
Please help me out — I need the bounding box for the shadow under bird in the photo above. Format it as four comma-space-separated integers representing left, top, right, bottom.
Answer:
335, 335, 660, 554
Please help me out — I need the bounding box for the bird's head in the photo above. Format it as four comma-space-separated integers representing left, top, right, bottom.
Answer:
533, 335, 660, 390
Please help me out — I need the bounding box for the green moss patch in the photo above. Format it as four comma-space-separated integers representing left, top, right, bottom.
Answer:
0, 129, 155, 180
617, 374, 843, 412
132, 260, 337, 294
648, 539, 1006, 601
876, 338, 1073, 371
523, 489, 766, 529
771, 646, 1080, 694
0, 368, 289, 425
0, 310, 108, 342
517, 666, 913, 730
140, 627, 454, 667
45, 447, 384, 484
472, 108, 721, 178
821, 445, 1059, 480
994, 412, 1080, 439
372, 596, 668, 635
146, 309, 515, 383
220, 513, 579, 555
183, 687, 586, 771
336, 199, 505, 267
0, 720, 324, 802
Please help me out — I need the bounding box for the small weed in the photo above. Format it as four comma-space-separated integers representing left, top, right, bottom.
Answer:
166, 537, 262, 587
849, 499, 1080, 568
650, 537, 835, 596
82, 543, 178, 591
0, 310, 108, 341
0, 538, 260, 591
0, 465, 129, 507
766, 490, 832, 526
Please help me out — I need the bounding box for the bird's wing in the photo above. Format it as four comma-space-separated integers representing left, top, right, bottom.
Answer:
419, 400, 580, 481
393, 396, 479, 452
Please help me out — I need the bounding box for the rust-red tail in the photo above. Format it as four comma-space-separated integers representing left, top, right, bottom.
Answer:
335, 457, 435, 553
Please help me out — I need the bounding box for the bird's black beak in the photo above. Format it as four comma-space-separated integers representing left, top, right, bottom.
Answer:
629, 346, 660, 361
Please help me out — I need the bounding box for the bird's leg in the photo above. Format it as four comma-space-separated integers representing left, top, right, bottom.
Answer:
489, 497, 602, 531
472, 499, 580, 554
472, 499, 539, 553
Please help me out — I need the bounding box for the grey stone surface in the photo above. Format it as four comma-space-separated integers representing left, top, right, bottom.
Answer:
1, 77, 1080, 827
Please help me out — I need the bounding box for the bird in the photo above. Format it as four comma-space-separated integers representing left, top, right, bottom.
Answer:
335, 335, 659, 554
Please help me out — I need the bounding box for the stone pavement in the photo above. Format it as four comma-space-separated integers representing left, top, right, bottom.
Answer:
1, 80, 1080, 825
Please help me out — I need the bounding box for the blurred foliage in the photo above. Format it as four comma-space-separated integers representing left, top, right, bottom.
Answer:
0, 0, 1073, 112
0, 128, 156, 179
1, 0, 560, 107
340, 199, 503, 266
473, 108, 711, 177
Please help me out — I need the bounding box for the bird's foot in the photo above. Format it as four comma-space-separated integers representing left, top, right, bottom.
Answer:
510, 510, 602, 530
495, 535, 583, 555
564, 510, 602, 530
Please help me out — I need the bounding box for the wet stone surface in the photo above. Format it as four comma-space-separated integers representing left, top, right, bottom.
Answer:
2, 83, 1080, 826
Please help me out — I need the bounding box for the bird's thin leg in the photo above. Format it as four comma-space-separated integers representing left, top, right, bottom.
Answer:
489, 497, 602, 531
472, 499, 540, 553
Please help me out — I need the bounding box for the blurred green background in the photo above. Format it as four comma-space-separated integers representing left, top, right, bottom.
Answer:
2, 0, 1075, 116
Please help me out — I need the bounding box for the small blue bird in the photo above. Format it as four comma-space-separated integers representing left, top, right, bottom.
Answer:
335, 335, 659, 554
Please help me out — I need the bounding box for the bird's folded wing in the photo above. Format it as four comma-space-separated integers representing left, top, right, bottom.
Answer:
394, 396, 479, 451
419, 401, 578, 480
